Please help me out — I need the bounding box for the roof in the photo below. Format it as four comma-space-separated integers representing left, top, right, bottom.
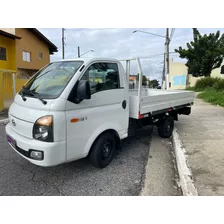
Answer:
53, 57, 121, 64
0, 29, 21, 40
27, 28, 58, 54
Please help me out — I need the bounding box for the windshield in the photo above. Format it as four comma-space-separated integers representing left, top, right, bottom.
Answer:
22, 61, 84, 99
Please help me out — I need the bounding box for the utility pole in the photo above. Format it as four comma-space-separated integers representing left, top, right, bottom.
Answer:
78, 46, 80, 58
62, 28, 65, 59
162, 52, 165, 89
165, 28, 170, 90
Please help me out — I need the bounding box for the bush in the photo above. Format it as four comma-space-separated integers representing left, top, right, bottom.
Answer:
185, 86, 195, 91
213, 79, 224, 91
195, 77, 219, 91
198, 89, 224, 107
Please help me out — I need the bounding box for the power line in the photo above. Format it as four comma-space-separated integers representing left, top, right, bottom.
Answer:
120, 52, 177, 61
90, 28, 117, 31
148, 60, 163, 66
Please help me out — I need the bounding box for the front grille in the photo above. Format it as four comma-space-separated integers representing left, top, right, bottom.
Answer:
15, 144, 30, 158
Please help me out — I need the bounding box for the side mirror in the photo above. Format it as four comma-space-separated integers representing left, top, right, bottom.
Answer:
76, 80, 91, 100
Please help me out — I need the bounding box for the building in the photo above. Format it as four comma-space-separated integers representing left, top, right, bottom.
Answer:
0, 28, 57, 110
0, 28, 57, 75
168, 60, 188, 90
129, 75, 138, 89
0, 29, 20, 71
15, 28, 58, 75
0, 29, 21, 110
168, 59, 224, 90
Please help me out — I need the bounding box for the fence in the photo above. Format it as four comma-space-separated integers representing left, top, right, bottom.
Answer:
0, 70, 29, 112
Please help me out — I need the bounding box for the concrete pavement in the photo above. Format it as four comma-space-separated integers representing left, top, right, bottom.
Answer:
175, 97, 224, 195
141, 129, 181, 196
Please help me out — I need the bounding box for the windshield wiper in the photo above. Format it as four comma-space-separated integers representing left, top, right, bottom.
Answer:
22, 87, 47, 105
20, 87, 27, 101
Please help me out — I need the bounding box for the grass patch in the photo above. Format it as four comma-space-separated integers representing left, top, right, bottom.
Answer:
185, 86, 195, 91
198, 89, 224, 107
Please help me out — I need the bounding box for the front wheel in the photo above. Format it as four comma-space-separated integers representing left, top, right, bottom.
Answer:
157, 116, 174, 138
89, 132, 116, 168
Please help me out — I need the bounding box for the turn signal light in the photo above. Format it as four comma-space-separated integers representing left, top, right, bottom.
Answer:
36, 116, 53, 126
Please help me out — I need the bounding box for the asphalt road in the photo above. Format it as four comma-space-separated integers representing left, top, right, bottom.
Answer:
0, 124, 153, 196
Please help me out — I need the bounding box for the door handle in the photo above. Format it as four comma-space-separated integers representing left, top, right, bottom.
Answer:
122, 100, 127, 109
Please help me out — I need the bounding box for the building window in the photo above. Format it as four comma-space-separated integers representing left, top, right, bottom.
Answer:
39, 52, 43, 59
23, 51, 31, 62
221, 65, 224, 74
0, 47, 6, 61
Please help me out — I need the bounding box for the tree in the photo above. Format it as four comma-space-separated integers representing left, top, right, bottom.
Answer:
175, 28, 224, 77
142, 75, 148, 86
136, 73, 148, 86
148, 79, 160, 88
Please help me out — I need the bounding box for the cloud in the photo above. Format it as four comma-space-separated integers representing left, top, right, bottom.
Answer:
38, 28, 224, 81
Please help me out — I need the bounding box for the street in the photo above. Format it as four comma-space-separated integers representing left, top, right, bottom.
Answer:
0, 124, 154, 196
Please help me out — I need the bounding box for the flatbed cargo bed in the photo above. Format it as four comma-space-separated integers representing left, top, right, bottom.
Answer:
129, 88, 194, 119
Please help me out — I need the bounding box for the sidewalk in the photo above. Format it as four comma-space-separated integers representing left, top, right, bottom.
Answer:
0, 99, 12, 121
175, 97, 224, 195
0, 108, 8, 120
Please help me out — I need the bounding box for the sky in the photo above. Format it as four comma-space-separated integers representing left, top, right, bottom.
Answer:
38, 28, 224, 83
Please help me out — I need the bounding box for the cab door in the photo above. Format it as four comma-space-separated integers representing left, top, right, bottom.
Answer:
65, 61, 129, 161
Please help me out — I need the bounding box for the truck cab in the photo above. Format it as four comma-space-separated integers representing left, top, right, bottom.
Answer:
6, 58, 129, 168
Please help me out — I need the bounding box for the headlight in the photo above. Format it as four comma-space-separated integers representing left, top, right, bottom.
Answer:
33, 115, 53, 142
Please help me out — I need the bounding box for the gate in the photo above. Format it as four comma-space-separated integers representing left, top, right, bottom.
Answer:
0, 70, 29, 112
0, 69, 16, 112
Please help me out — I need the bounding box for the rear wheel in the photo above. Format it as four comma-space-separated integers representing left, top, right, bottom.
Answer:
89, 132, 116, 168
157, 116, 174, 138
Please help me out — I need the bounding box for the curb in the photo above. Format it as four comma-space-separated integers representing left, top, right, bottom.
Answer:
0, 118, 9, 125
172, 127, 198, 196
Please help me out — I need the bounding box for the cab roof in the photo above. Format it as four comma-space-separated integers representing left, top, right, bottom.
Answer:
52, 57, 121, 64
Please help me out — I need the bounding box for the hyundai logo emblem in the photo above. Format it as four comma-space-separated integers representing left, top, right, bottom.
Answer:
12, 119, 16, 126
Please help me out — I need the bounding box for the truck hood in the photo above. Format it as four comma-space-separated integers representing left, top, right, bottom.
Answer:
9, 94, 54, 123
9, 94, 65, 139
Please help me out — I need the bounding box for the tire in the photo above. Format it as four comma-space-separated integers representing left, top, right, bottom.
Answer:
157, 116, 174, 138
89, 132, 116, 168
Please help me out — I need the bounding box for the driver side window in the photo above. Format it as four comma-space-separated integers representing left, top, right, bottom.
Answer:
81, 62, 120, 95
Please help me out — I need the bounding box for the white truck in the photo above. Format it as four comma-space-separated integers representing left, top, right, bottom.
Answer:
5, 57, 194, 168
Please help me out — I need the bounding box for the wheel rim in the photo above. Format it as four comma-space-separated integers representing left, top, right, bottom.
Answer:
166, 121, 173, 133
102, 140, 112, 159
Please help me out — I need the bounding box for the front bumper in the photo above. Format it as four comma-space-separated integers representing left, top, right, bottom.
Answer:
5, 123, 66, 167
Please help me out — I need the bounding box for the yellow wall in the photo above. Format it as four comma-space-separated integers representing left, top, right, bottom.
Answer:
188, 75, 201, 87
0, 35, 16, 106
210, 62, 224, 79
0, 72, 3, 111
169, 60, 224, 89
16, 78, 28, 93
0, 35, 16, 70
3, 72, 13, 99
169, 61, 188, 90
